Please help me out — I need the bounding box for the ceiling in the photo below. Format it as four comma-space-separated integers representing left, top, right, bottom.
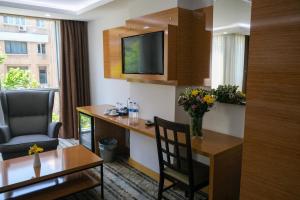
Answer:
0, 0, 115, 15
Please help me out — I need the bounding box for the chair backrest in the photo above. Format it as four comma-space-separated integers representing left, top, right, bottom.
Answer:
0, 90, 54, 137
154, 116, 194, 184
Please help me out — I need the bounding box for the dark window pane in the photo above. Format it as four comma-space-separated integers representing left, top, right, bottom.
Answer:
37, 43, 46, 54
39, 68, 47, 84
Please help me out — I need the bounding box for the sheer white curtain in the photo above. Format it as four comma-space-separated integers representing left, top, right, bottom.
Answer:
211, 34, 245, 89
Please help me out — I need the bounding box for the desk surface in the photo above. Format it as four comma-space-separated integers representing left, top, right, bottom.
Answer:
77, 105, 243, 157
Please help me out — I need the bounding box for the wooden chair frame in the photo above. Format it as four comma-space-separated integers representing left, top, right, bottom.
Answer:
154, 116, 208, 200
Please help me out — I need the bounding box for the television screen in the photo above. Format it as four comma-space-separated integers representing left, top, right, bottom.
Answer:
122, 31, 164, 74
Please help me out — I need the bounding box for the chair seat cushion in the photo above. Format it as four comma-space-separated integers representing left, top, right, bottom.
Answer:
0, 134, 58, 153
164, 161, 209, 186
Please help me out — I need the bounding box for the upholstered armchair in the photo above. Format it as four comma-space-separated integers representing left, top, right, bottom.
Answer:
0, 90, 62, 160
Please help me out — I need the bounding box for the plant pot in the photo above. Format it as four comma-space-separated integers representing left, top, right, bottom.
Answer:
190, 116, 204, 139
33, 153, 41, 168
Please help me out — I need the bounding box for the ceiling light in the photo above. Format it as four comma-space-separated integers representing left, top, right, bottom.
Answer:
45, 13, 51, 17
143, 26, 150, 29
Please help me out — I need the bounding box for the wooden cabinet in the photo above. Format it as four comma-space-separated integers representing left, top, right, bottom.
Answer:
103, 7, 213, 86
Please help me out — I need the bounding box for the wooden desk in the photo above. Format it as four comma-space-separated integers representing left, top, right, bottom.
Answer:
77, 104, 243, 200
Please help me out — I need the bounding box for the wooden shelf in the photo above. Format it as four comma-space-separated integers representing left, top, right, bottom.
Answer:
126, 77, 178, 86
0, 169, 101, 200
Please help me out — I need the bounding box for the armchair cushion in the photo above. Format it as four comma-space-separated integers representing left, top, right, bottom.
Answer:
48, 122, 62, 138
0, 125, 11, 144
9, 116, 48, 137
0, 134, 58, 153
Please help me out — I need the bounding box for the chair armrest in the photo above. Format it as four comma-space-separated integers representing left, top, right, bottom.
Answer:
48, 122, 62, 138
0, 125, 11, 144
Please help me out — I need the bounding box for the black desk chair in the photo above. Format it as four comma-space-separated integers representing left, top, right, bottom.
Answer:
154, 116, 209, 200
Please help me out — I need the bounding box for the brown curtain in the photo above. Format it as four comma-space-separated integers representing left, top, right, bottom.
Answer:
243, 35, 250, 93
60, 20, 90, 139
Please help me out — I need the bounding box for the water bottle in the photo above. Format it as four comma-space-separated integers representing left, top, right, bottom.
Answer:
127, 98, 131, 107
128, 101, 133, 118
132, 102, 139, 119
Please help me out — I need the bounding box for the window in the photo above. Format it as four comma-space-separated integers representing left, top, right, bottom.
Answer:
211, 34, 246, 90
36, 19, 45, 28
37, 43, 46, 54
3, 15, 25, 26
5, 41, 28, 54
39, 67, 48, 84
1, 15, 60, 122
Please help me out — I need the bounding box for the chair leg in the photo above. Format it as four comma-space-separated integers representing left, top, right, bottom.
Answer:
158, 175, 164, 200
185, 190, 189, 198
188, 189, 194, 200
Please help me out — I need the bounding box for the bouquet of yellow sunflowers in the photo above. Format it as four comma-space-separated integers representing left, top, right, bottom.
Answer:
178, 88, 215, 137
29, 144, 44, 155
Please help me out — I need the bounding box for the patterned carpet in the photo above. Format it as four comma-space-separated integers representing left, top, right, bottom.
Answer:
1, 139, 207, 200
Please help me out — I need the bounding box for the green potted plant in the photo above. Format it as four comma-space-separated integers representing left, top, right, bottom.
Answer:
212, 85, 246, 105
178, 88, 215, 139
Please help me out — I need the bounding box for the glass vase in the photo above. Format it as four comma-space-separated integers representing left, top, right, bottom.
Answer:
190, 116, 204, 139
33, 153, 41, 168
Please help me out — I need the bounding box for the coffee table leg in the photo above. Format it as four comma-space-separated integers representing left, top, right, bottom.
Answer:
101, 164, 104, 199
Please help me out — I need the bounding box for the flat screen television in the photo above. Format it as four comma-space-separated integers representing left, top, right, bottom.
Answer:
122, 31, 164, 75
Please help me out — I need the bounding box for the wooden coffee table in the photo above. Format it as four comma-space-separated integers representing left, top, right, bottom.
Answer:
0, 145, 103, 200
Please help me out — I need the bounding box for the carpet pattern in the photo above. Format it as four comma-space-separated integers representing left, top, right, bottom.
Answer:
0, 139, 207, 200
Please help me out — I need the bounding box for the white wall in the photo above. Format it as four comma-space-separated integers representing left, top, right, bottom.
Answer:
129, 83, 176, 121
88, 1, 130, 105
213, 0, 251, 28
203, 103, 245, 138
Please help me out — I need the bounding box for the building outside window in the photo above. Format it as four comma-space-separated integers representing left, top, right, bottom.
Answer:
37, 43, 46, 54
0, 15, 60, 121
3, 15, 25, 26
39, 67, 48, 85
36, 19, 45, 28
5, 41, 28, 54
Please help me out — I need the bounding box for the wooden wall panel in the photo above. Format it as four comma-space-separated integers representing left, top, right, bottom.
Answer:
177, 8, 193, 85
240, 0, 300, 199
191, 6, 212, 85
167, 24, 177, 81
177, 7, 212, 85
103, 27, 126, 79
